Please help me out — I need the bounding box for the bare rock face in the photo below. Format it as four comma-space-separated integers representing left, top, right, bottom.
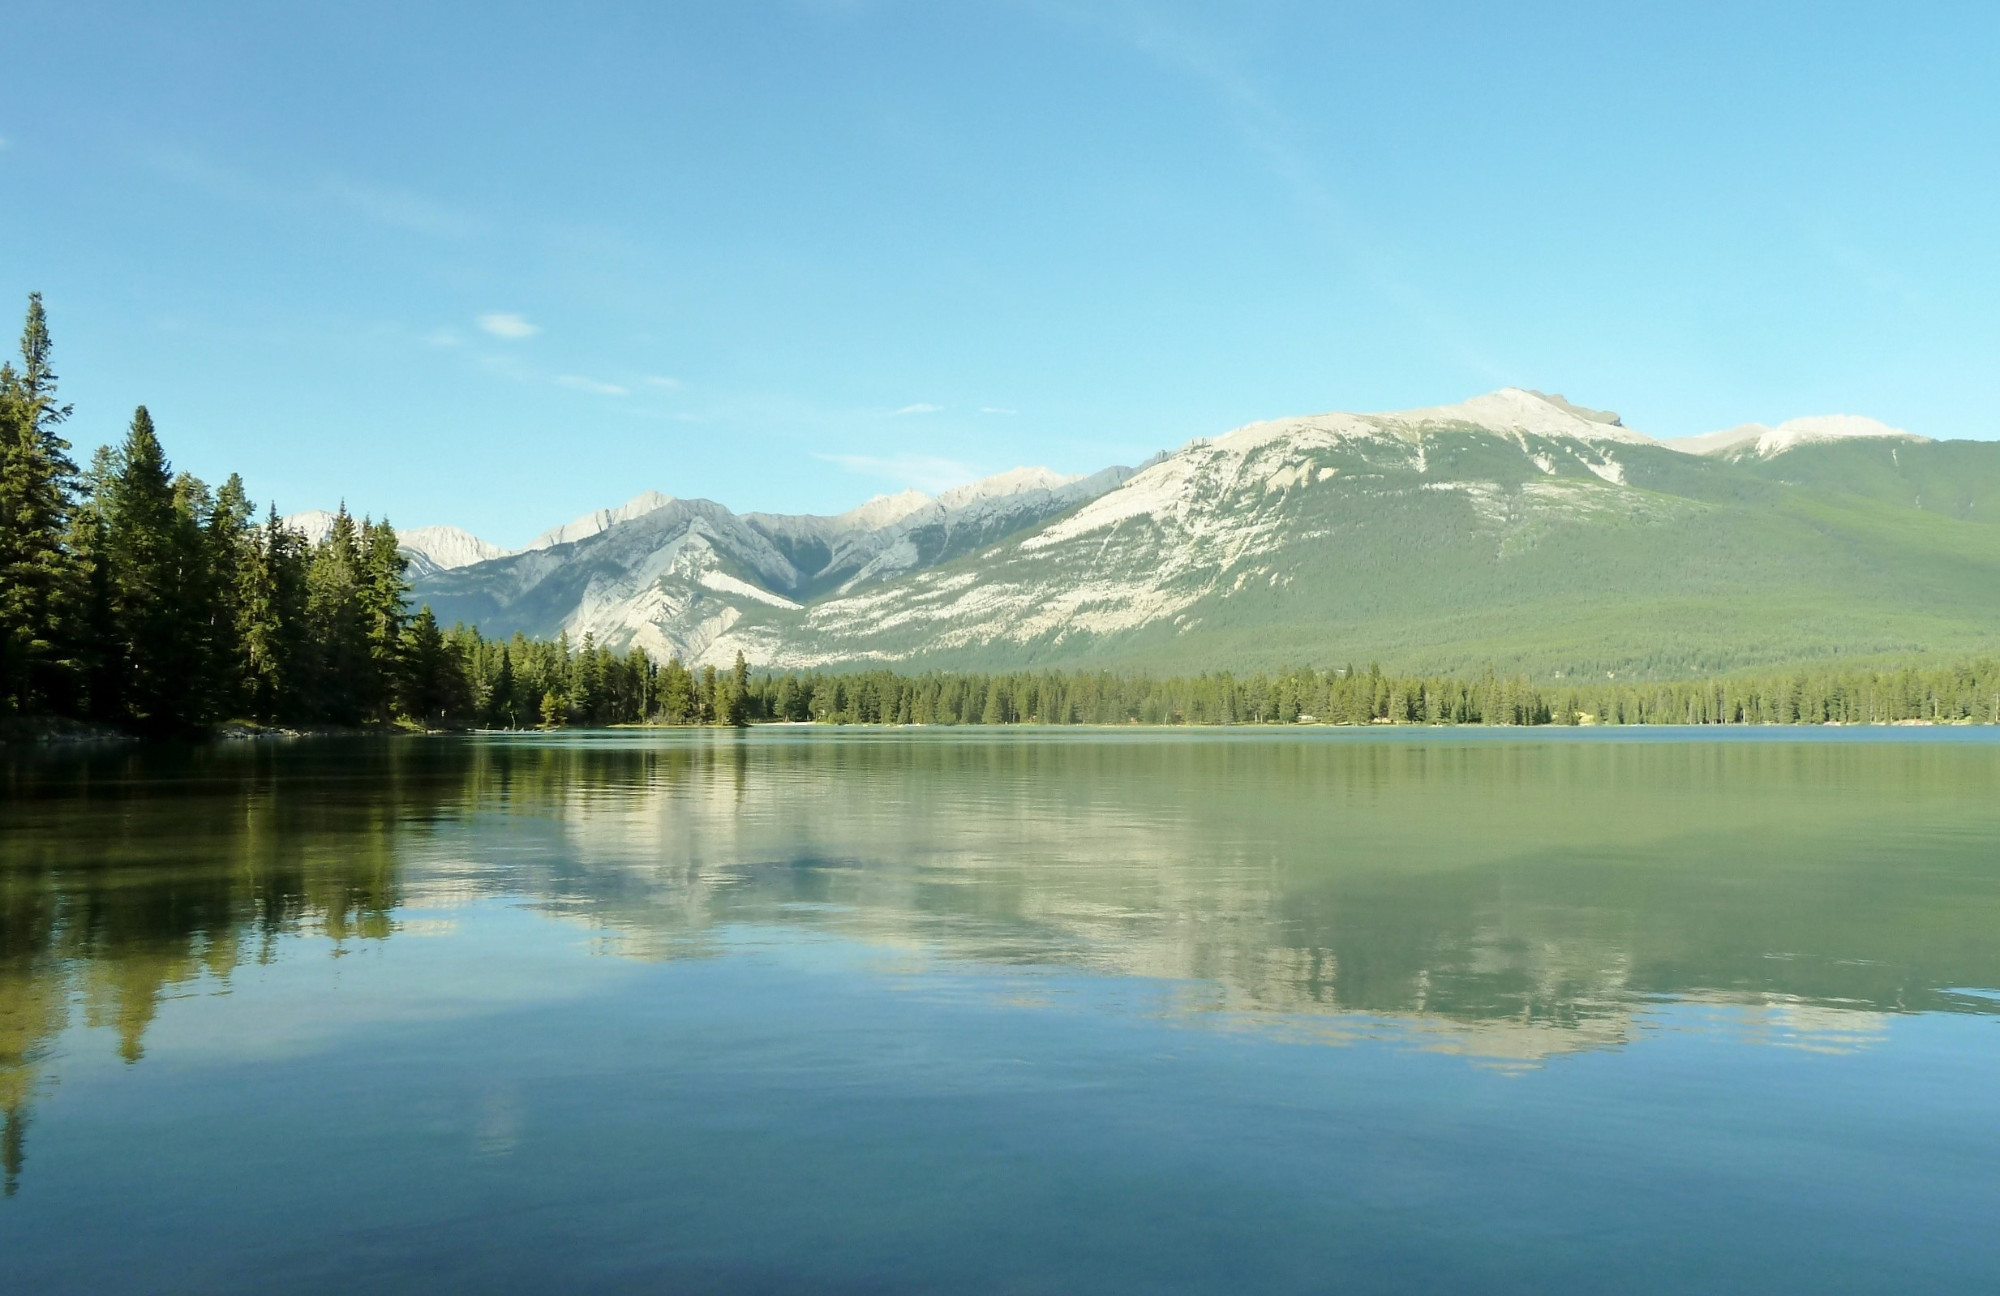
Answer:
394, 389, 2000, 677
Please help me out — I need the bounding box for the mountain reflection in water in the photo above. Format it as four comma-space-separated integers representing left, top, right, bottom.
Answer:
4, 729, 1999, 1196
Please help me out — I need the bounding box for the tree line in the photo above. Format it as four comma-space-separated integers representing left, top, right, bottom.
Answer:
6, 293, 1997, 735
1, 295, 452, 732
737, 660, 2000, 727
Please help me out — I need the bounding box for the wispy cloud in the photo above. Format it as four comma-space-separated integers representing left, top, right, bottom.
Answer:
642, 375, 682, 390
556, 374, 629, 396
150, 148, 275, 205
978, 406, 1019, 415
1065, 4, 1505, 382
147, 148, 477, 238
0, 135, 11, 152
892, 402, 944, 416
478, 312, 540, 340
818, 452, 982, 494
319, 176, 475, 237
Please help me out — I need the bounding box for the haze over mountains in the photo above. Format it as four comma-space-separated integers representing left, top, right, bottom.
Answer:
298, 390, 2000, 678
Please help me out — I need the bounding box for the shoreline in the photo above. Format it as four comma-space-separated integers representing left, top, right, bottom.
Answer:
9, 715, 1993, 751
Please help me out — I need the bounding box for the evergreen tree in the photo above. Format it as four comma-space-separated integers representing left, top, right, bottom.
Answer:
304, 507, 369, 724
202, 474, 256, 718
358, 518, 409, 721
0, 294, 78, 713
659, 656, 695, 724
730, 651, 751, 726
486, 647, 518, 728
573, 631, 600, 723
102, 408, 206, 731
398, 605, 455, 728
698, 664, 718, 724
60, 447, 119, 720
170, 471, 219, 717
981, 678, 1006, 725
240, 507, 310, 723
625, 647, 654, 722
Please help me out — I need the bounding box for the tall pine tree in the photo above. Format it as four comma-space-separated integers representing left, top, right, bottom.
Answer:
62, 448, 120, 720
102, 409, 210, 731
240, 507, 310, 723
0, 294, 79, 714
305, 507, 369, 724
202, 473, 256, 719
358, 518, 409, 722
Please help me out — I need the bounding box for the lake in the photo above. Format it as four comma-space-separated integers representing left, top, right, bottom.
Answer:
3, 728, 1998, 1293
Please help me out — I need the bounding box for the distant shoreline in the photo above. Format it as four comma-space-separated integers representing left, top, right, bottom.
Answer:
10, 715, 1995, 752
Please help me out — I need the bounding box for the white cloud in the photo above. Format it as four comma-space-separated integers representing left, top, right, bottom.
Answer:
556, 374, 628, 396
423, 328, 463, 348
478, 312, 540, 340
892, 402, 944, 416
642, 375, 682, 389
978, 406, 1019, 415
817, 452, 982, 494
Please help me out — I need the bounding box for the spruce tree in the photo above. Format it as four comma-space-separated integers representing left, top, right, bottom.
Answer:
103, 408, 205, 730
0, 294, 79, 714
304, 507, 369, 724
167, 471, 218, 719
61, 448, 119, 720
730, 651, 751, 726
659, 656, 694, 724
398, 605, 450, 727
487, 647, 517, 728
624, 647, 653, 721
240, 507, 309, 723
358, 518, 409, 721
573, 631, 600, 723
203, 474, 256, 719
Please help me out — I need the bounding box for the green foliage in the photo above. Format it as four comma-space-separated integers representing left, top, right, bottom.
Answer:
102, 408, 208, 730
305, 507, 370, 724
733, 660, 2000, 728
690, 432, 2000, 681
0, 293, 79, 714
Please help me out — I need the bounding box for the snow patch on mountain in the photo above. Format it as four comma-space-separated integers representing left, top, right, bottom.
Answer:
1381, 388, 1656, 445
1670, 416, 1925, 458
1025, 390, 1652, 555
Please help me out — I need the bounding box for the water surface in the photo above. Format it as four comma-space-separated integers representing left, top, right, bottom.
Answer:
3, 729, 1998, 1293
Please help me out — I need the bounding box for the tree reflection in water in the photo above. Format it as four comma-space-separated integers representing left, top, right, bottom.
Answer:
4, 729, 1999, 1192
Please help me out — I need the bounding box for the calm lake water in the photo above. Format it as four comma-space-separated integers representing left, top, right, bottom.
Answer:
3, 728, 1999, 1294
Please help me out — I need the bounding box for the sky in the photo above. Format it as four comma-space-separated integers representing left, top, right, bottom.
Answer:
6, 1, 1998, 546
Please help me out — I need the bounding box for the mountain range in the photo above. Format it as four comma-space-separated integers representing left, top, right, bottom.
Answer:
297, 389, 2000, 677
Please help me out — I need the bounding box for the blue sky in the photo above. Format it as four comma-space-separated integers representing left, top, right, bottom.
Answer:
6, 1, 1997, 545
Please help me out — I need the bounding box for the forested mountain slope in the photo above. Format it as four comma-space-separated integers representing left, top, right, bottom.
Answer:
412, 389, 2000, 677
1722, 438, 2000, 526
